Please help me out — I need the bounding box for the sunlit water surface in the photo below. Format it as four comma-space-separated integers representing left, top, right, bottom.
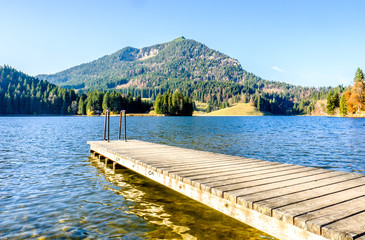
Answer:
1, 116, 364, 239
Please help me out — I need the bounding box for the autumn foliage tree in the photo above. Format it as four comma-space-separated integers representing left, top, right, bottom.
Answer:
346, 68, 365, 114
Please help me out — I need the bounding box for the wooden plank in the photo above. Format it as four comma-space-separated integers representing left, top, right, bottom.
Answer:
198, 164, 303, 184
155, 161, 257, 172
271, 185, 365, 224
224, 171, 346, 203
202, 166, 327, 189
98, 140, 240, 158
105, 141, 267, 166
220, 170, 342, 201
148, 158, 261, 168
253, 176, 365, 217
118, 154, 236, 165
321, 211, 365, 240
198, 165, 310, 193
121, 156, 261, 174
113, 154, 229, 167
112, 150, 255, 165
179, 163, 294, 189
238, 173, 362, 209
88, 140, 365, 240
176, 163, 287, 187
295, 196, 365, 236
181, 161, 285, 180
129, 154, 256, 165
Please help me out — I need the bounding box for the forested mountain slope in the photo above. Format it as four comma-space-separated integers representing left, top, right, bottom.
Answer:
38, 37, 249, 90
38, 37, 336, 114
0, 66, 155, 115
0, 65, 78, 114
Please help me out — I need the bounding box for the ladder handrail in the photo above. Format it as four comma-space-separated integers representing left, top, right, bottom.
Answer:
103, 109, 127, 142
118, 110, 127, 141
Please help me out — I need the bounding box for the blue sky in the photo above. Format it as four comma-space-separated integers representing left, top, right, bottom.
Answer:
1, 0, 364, 87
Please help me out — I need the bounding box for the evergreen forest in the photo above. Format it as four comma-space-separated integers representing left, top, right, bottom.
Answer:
154, 91, 194, 116
0, 66, 161, 115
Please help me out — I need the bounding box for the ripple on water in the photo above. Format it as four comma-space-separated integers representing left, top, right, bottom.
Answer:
1, 116, 364, 239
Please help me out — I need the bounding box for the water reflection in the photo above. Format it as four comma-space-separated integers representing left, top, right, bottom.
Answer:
91, 157, 275, 240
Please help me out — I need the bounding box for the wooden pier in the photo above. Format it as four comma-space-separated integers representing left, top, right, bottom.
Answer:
88, 140, 365, 240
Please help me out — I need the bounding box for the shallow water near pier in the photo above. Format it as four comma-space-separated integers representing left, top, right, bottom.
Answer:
0, 116, 364, 239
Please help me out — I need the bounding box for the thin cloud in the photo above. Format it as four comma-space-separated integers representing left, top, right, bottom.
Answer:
272, 66, 285, 73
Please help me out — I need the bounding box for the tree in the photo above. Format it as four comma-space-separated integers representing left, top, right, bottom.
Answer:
102, 92, 110, 113
182, 96, 194, 115
333, 92, 340, 107
347, 68, 365, 114
78, 98, 85, 115
171, 90, 184, 115
153, 91, 193, 116
256, 95, 261, 111
5, 92, 13, 113
354, 67, 364, 83
326, 91, 335, 115
109, 91, 122, 112
339, 93, 348, 116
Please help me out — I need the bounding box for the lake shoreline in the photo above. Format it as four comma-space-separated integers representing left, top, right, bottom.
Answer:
1, 113, 365, 118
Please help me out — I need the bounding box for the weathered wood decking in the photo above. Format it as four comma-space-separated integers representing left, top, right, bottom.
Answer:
87, 140, 365, 240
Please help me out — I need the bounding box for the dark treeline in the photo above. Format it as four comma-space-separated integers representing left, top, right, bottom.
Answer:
1, 65, 339, 116
0, 66, 78, 114
0, 66, 152, 115
80, 90, 151, 115
111, 80, 292, 114
104, 76, 338, 115
154, 90, 194, 116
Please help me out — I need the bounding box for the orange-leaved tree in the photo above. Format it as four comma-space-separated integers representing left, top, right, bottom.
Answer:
347, 68, 365, 114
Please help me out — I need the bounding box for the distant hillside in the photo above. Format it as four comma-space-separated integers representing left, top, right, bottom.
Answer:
38, 37, 250, 90
37, 37, 336, 115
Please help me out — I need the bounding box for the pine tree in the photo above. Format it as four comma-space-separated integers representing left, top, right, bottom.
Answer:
256, 95, 261, 111
326, 91, 335, 115
333, 91, 340, 107
154, 93, 163, 114
78, 98, 85, 115
354, 67, 364, 83
5, 92, 13, 114
102, 92, 110, 113
86, 99, 93, 115
339, 93, 348, 116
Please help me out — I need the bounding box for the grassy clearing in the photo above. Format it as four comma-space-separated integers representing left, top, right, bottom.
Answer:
200, 103, 270, 116
193, 101, 208, 115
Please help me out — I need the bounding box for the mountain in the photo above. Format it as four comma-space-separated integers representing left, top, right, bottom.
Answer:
37, 37, 335, 115
38, 37, 251, 90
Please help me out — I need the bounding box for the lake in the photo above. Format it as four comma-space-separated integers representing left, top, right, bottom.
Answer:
0, 116, 364, 239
